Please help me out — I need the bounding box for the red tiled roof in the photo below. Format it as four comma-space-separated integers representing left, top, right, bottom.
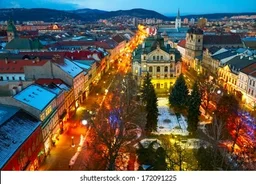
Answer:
241, 62, 256, 75
20, 51, 66, 57
177, 39, 186, 48
35, 78, 66, 85
46, 40, 115, 50
65, 50, 103, 60
94, 41, 113, 49
0, 59, 48, 73
112, 35, 125, 43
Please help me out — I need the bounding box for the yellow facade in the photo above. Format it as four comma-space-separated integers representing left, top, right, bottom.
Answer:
151, 78, 177, 89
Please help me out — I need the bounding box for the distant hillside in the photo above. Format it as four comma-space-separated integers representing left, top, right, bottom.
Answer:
0, 8, 82, 22
97, 8, 170, 20
0, 8, 170, 22
169, 12, 256, 20
0, 8, 254, 22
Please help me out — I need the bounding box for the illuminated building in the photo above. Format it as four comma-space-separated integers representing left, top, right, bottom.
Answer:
218, 55, 256, 102
132, 35, 182, 90
0, 105, 44, 171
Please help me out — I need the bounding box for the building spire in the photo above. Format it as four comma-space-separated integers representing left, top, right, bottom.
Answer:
177, 8, 180, 19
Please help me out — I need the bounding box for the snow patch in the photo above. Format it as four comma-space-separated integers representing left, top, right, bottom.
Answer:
154, 97, 189, 136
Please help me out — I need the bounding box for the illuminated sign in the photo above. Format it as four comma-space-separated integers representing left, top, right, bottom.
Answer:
146, 27, 157, 36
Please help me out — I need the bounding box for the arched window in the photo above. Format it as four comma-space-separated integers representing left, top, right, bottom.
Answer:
161, 56, 163, 60
157, 66, 160, 72
170, 55, 173, 60
149, 66, 153, 72
164, 66, 168, 72
157, 56, 159, 60
153, 56, 155, 60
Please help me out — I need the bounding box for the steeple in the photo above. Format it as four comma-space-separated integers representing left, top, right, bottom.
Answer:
175, 9, 181, 29
177, 8, 180, 19
7, 19, 17, 42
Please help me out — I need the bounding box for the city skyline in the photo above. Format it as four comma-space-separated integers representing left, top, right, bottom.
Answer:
0, 0, 256, 16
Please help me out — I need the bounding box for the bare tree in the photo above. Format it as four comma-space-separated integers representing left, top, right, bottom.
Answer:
161, 136, 198, 171
89, 75, 145, 170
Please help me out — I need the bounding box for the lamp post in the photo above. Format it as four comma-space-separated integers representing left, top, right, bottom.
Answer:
71, 136, 75, 147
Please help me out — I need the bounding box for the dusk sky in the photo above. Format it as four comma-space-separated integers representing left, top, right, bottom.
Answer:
0, 0, 256, 15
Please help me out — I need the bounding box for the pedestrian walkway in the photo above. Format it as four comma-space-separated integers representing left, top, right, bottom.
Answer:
39, 68, 116, 171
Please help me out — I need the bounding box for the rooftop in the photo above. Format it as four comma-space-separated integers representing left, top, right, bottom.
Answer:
14, 84, 56, 111
35, 78, 70, 95
0, 59, 48, 73
73, 60, 96, 70
177, 39, 186, 48
187, 27, 203, 35
54, 58, 83, 78
212, 50, 237, 61
226, 55, 256, 72
0, 105, 19, 126
0, 105, 41, 169
5, 38, 43, 50
240, 62, 256, 75
203, 35, 242, 45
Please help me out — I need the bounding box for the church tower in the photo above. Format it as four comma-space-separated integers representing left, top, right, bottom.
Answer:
7, 19, 17, 42
185, 27, 204, 66
175, 9, 181, 29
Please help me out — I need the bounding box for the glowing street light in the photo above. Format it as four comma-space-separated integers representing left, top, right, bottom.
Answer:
217, 90, 222, 95
82, 120, 88, 135
82, 120, 88, 126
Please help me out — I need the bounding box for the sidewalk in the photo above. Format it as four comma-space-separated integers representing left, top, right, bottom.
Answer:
39, 68, 116, 171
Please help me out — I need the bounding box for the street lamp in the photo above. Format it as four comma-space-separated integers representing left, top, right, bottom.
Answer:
217, 89, 222, 95
82, 119, 88, 126
71, 136, 75, 147
82, 119, 88, 135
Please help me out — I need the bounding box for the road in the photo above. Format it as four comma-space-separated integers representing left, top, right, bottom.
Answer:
39, 27, 148, 171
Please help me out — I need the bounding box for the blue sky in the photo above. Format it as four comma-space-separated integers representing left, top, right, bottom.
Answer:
0, 0, 255, 15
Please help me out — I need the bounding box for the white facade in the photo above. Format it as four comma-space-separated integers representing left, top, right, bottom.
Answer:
175, 18, 181, 29
247, 76, 256, 106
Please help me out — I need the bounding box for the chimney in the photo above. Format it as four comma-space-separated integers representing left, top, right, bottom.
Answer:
12, 87, 17, 95
5, 58, 8, 64
36, 57, 40, 62
17, 83, 23, 92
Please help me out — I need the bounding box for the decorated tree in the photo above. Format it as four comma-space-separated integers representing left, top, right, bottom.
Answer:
90, 75, 144, 170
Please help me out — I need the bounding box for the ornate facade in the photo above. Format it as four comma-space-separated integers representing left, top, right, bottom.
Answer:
132, 36, 182, 90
